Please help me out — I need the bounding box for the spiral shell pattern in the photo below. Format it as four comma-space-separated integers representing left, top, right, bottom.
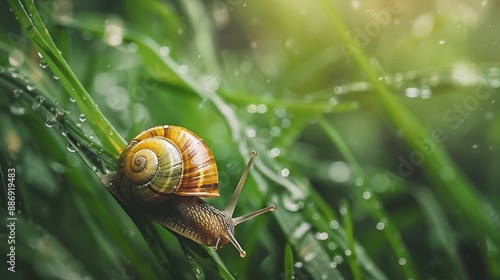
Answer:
115, 125, 219, 208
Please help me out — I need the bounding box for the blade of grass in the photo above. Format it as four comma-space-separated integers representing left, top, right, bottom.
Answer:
340, 199, 361, 280
318, 117, 417, 279
7, 0, 123, 153
413, 187, 467, 279
284, 243, 294, 280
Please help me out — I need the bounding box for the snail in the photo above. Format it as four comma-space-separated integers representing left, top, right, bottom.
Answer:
101, 125, 276, 257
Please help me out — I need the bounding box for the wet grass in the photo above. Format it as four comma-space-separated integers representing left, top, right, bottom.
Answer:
1, 0, 500, 279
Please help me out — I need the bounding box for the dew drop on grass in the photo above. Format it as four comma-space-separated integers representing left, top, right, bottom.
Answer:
39, 60, 48, 68
354, 177, 364, 186
159, 46, 170, 56
329, 161, 350, 183
362, 191, 372, 200
294, 262, 303, 268
69, 97, 75, 103
270, 127, 281, 137
26, 83, 36, 91
246, 128, 256, 138
79, 113, 86, 122
9, 49, 24, 68
257, 104, 267, 113
281, 118, 291, 128
376, 222, 385, 230
472, 144, 478, 149
330, 262, 337, 268
268, 147, 280, 158
329, 220, 339, 229
333, 255, 344, 264
280, 168, 290, 177
67, 144, 76, 153
178, 65, 189, 74
13, 89, 22, 98
45, 119, 54, 128
345, 249, 352, 256
315, 232, 328, 240
398, 258, 407, 265
247, 104, 257, 113
53, 75, 59, 80
328, 242, 338, 251
405, 87, 420, 98
10, 104, 26, 115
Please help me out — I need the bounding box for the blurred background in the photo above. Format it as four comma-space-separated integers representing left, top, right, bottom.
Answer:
1, 0, 500, 279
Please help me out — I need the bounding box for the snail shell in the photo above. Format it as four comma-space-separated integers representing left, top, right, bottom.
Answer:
111, 125, 219, 208
101, 125, 276, 257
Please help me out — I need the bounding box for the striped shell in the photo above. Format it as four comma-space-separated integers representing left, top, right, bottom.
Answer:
114, 125, 219, 208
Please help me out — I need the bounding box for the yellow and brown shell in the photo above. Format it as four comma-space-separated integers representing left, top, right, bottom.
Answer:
113, 125, 219, 208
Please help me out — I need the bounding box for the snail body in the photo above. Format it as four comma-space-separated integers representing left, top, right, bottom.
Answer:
101, 125, 275, 257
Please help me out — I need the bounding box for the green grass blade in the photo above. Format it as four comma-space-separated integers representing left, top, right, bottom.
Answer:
340, 199, 361, 280
7, 0, 124, 153
284, 243, 294, 280
318, 117, 417, 279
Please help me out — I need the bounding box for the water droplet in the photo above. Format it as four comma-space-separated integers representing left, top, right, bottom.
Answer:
339, 206, 347, 215
438, 40, 445, 45
67, 144, 76, 153
10, 104, 26, 115
333, 255, 344, 264
159, 46, 170, 56
398, 258, 407, 265
354, 177, 364, 186
39, 59, 48, 68
268, 147, 280, 158
281, 118, 291, 128
274, 107, 287, 118
330, 262, 338, 268
315, 232, 329, 240
345, 249, 352, 256
79, 113, 86, 122
362, 191, 372, 200
420, 87, 432, 99
13, 89, 22, 98
376, 222, 385, 230
53, 75, 59, 80
178, 65, 189, 74
61, 131, 68, 137
247, 104, 257, 113
292, 222, 311, 240
104, 21, 124, 46
294, 262, 303, 268
257, 104, 267, 114
26, 83, 36, 91
328, 242, 338, 251
329, 220, 339, 229
472, 144, 478, 149
246, 128, 256, 138
280, 168, 290, 177
270, 127, 281, 137
108, 130, 114, 136
9, 49, 24, 68
45, 119, 54, 128
405, 87, 420, 98
329, 161, 351, 182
